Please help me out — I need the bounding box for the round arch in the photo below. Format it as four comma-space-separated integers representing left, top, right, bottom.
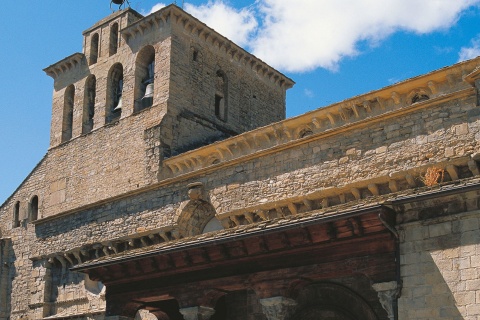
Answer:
176, 199, 218, 237
288, 282, 378, 320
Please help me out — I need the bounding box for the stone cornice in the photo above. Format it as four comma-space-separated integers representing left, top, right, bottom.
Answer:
464, 66, 480, 85
120, 4, 294, 90
82, 8, 143, 35
43, 53, 85, 79
162, 87, 474, 177
36, 158, 480, 272
160, 58, 480, 177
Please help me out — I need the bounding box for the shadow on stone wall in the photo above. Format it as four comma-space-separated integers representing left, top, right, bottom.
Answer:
399, 214, 480, 319
0, 238, 14, 319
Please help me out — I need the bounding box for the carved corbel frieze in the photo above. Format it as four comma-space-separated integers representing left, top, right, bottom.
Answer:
159, 231, 170, 242
376, 97, 387, 110
351, 188, 361, 200
326, 112, 336, 125
363, 100, 372, 113
446, 164, 459, 181
372, 281, 401, 320
219, 218, 231, 229
351, 104, 360, 118
405, 174, 416, 187
287, 203, 298, 215
244, 212, 255, 224
468, 159, 480, 176
230, 215, 241, 227
368, 183, 380, 196
311, 117, 321, 129
391, 92, 401, 105
427, 80, 438, 95
303, 199, 314, 211
388, 180, 398, 193
256, 210, 269, 221
321, 198, 329, 209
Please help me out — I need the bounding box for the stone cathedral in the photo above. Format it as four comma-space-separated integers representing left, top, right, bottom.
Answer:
1, 4, 480, 320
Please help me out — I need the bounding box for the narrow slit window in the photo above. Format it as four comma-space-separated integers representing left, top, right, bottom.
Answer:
215, 94, 224, 119
62, 85, 75, 142
30, 196, 38, 222
13, 201, 20, 228
215, 70, 227, 121
82, 75, 96, 134
109, 23, 119, 56
89, 33, 99, 65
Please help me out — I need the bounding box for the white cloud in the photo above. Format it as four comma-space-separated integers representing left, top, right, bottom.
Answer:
251, 0, 480, 72
458, 35, 480, 61
149, 0, 480, 73
304, 89, 314, 98
148, 3, 166, 14
184, 1, 257, 47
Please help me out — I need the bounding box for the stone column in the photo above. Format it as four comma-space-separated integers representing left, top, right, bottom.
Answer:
372, 281, 400, 320
42, 259, 54, 318
179, 306, 215, 320
259, 296, 297, 320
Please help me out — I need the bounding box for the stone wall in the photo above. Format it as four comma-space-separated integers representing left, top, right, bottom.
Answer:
398, 210, 480, 319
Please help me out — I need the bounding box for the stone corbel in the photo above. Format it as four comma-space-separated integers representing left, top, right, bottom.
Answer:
372, 281, 401, 320
259, 296, 298, 320
179, 306, 215, 320
187, 182, 205, 201
391, 92, 401, 105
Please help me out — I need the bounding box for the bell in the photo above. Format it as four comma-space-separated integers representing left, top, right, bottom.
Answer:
142, 83, 154, 100
113, 96, 123, 111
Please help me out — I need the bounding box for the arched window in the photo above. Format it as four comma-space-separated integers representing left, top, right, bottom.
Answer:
109, 23, 119, 56
82, 75, 96, 134
29, 195, 39, 222
106, 63, 123, 123
134, 46, 155, 112
62, 84, 74, 142
13, 201, 20, 228
215, 70, 227, 121
89, 33, 99, 65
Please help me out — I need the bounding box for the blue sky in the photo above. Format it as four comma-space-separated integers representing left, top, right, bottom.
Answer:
1, 0, 480, 203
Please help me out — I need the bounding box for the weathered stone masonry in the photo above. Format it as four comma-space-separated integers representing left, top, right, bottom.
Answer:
1, 4, 480, 320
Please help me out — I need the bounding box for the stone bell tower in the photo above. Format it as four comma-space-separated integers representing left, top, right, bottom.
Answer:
42, 4, 294, 214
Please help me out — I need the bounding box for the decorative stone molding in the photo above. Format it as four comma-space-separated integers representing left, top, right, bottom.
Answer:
161, 85, 473, 179
259, 296, 297, 320
43, 53, 85, 79
121, 5, 294, 90
179, 306, 215, 320
372, 281, 401, 320
31, 156, 480, 271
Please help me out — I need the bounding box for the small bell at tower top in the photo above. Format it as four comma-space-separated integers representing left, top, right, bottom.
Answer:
110, 0, 130, 11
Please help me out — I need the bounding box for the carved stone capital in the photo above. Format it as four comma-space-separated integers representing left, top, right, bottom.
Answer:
372, 281, 400, 320
179, 306, 215, 320
259, 296, 297, 320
